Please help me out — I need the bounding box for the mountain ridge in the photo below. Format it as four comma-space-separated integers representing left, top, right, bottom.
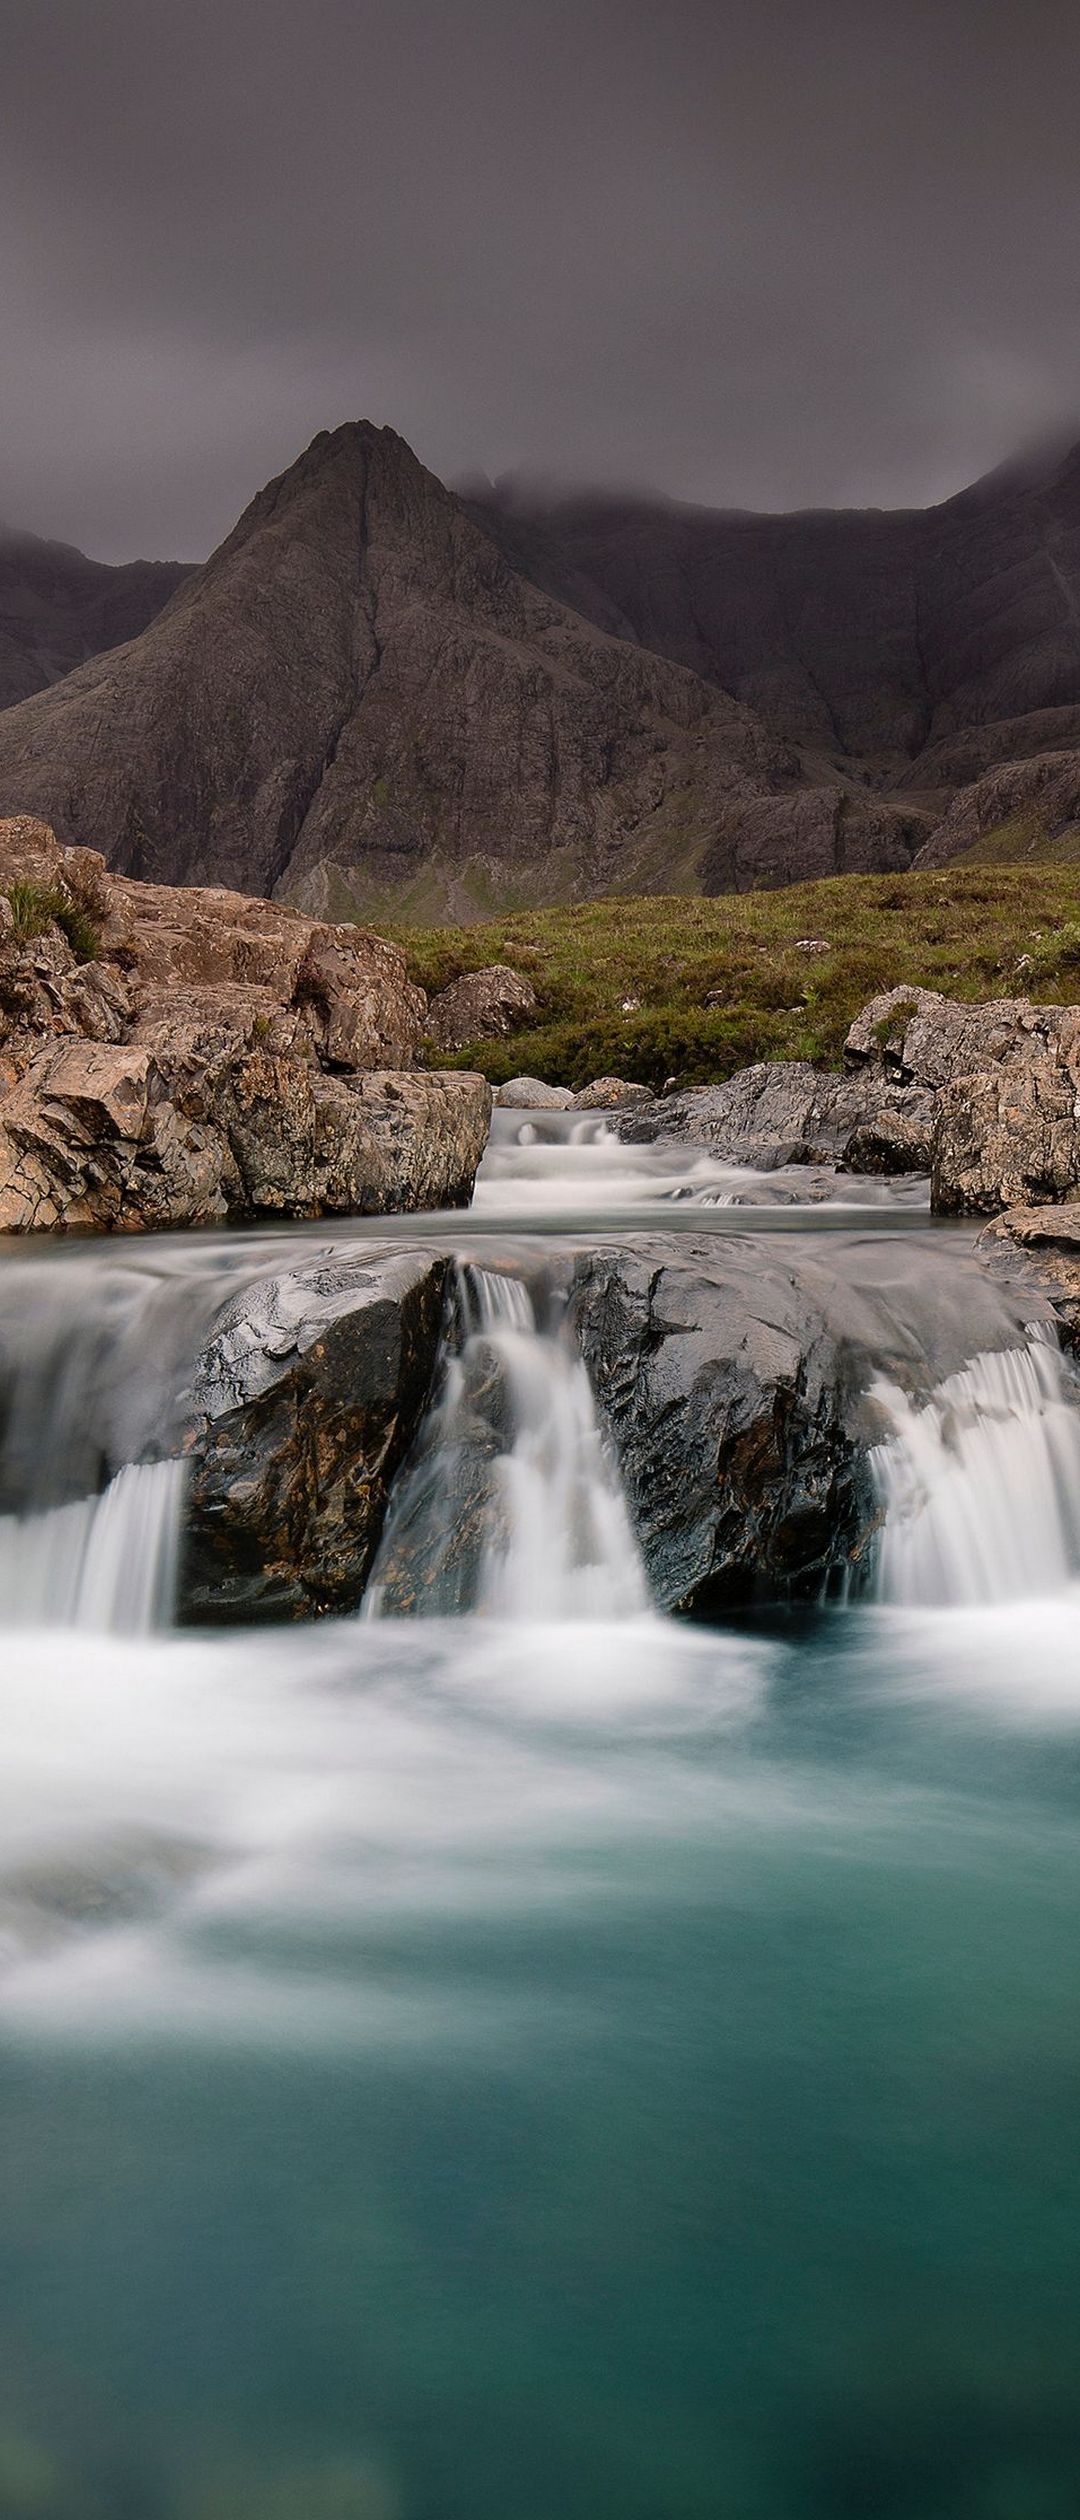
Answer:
1, 421, 1079, 905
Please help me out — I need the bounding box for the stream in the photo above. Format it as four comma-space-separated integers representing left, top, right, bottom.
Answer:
0, 1113, 1079, 2518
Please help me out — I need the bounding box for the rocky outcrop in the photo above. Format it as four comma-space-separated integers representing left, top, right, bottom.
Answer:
0, 1042, 490, 1232
842, 985, 1080, 1215
0, 424, 785, 923
427, 963, 537, 1052
916, 748, 1080, 869
619, 1060, 934, 1173
0, 522, 188, 712
0, 815, 491, 1231
180, 1250, 448, 1620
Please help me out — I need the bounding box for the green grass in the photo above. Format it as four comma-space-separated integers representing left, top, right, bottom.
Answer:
387, 865, 1080, 1091
4, 880, 101, 962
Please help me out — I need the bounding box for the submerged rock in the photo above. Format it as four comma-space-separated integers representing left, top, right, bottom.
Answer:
180, 1249, 449, 1621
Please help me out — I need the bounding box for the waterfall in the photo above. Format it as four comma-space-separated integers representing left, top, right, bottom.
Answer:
0, 1459, 187, 1633
871, 1334, 1080, 1607
365, 1265, 650, 1621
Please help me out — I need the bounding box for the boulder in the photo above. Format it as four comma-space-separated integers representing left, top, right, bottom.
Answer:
495, 1076, 575, 1109
0, 814, 495, 1233
572, 1077, 653, 1111
569, 1231, 1044, 1614
618, 1061, 934, 1173
843, 986, 1073, 1087
427, 964, 537, 1052
931, 1054, 1080, 1215
180, 1250, 448, 1620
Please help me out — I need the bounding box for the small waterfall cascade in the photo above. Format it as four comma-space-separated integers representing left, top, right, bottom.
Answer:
365, 1264, 650, 1621
0, 1459, 187, 1633
871, 1332, 1080, 1607
0, 1239, 276, 1637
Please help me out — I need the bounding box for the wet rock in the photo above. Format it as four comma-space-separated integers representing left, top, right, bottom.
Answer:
619, 1060, 933, 1172
496, 1075, 575, 1109
180, 1249, 449, 1621
572, 1076, 653, 1110
427, 964, 537, 1052
979, 1204, 1080, 1349
570, 1232, 1036, 1614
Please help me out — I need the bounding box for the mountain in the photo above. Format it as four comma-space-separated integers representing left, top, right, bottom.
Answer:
0, 524, 189, 711
470, 440, 1080, 780
3, 425, 1079, 912
0, 426, 931, 919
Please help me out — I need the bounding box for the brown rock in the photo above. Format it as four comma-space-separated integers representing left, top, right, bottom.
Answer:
427, 964, 537, 1052
572, 1077, 653, 1111
931, 1052, 1080, 1215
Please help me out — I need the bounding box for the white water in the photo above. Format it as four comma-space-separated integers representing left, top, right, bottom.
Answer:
871, 1335, 1080, 1607
367, 1264, 650, 1622
0, 1458, 187, 1633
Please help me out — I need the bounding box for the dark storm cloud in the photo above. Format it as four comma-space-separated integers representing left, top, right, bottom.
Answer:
2, 0, 1080, 557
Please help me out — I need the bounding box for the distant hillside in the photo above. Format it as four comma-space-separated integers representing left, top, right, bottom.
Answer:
0, 524, 189, 710
471, 441, 1080, 779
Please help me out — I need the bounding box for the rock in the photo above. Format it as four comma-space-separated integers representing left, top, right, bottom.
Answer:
569, 1230, 1033, 1614
843, 1109, 935, 1175
979, 1205, 1080, 1349
838, 983, 1080, 1215
619, 1060, 934, 1172
0, 1045, 491, 1232
931, 1053, 1080, 1215
427, 965, 537, 1052
572, 1077, 653, 1110
496, 1076, 575, 1109
180, 1250, 448, 1620
843, 986, 1070, 1086
0, 814, 493, 1233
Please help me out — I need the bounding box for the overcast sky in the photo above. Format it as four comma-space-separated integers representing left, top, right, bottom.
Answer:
2, 0, 1080, 559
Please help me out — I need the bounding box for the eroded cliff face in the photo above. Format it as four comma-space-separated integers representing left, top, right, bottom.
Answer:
0, 816, 490, 1230
473, 440, 1080, 771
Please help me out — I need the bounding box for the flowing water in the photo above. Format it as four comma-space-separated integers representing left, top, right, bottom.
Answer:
1, 1117, 1080, 2518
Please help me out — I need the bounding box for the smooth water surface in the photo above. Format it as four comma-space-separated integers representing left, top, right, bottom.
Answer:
2, 1610, 1080, 2518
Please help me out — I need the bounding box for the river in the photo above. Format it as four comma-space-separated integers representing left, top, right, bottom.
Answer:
0, 1114, 1078, 2518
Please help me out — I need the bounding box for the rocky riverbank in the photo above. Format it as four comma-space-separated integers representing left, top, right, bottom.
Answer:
0, 816, 490, 1228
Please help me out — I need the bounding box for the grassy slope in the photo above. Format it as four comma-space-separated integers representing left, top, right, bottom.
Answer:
391, 865, 1080, 1091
